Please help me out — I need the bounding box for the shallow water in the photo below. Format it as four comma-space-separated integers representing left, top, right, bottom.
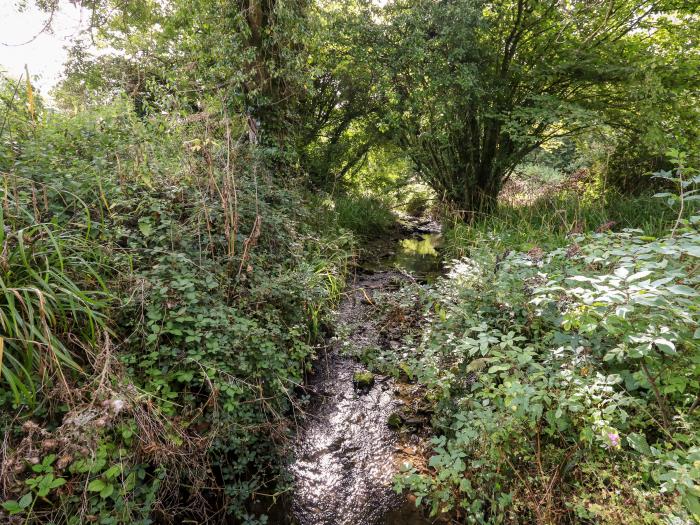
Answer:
391, 233, 442, 280
290, 351, 404, 525
288, 227, 443, 525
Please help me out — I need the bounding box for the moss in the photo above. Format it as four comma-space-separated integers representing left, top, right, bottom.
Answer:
398, 362, 414, 382
387, 412, 403, 429
352, 370, 375, 391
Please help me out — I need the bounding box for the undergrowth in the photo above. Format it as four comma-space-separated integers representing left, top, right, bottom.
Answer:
443, 191, 675, 256
0, 97, 353, 524
385, 178, 699, 523
334, 193, 396, 238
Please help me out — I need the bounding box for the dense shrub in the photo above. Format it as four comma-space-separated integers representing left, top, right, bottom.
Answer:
390, 201, 699, 522
334, 193, 395, 238
0, 100, 353, 524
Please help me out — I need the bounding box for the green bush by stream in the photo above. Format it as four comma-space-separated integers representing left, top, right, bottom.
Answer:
390, 196, 700, 523
0, 98, 353, 524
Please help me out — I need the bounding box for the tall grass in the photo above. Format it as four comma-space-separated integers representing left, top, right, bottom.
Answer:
443, 192, 676, 258
514, 162, 566, 183
0, 183, 107, 404
334, 194, 395, 238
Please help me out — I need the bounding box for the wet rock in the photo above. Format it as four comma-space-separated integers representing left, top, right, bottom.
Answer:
328, 437, 345, 452
402, 416, 424, 428
388, 408, 426, 431
352, 371, 375, 393
415, 401, 434, 416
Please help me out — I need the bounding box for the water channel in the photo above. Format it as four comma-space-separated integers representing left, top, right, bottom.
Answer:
288, 222, 442, 525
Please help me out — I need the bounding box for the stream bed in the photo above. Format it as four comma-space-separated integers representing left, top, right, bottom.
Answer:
289, 221, 441, 525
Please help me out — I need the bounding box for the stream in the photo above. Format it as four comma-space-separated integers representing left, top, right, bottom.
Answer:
288, 220, 442, 525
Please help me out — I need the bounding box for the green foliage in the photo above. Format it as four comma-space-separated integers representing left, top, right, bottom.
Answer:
0, 95, 353, 523
513, 163, 566, 185
0, 78, 110, 403
0, 187, 107, 404
652, 148, 700, 236
4, 0, 700, 522
52, 0, 313, 141
353, 370, 375, 391
388, 182, 699, 522
403, 191, 433, 218
0, 73, 42, 171
587, 13, 700, 194
588, 131, 669, 195
294, 1, 394, 187
324, 0, 699, 214
334, 193, 395, 238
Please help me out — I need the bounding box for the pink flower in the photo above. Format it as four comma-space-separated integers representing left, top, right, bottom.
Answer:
607, 432, 620, 447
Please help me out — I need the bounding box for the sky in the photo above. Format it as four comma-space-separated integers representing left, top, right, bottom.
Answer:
0, 1, 91, 95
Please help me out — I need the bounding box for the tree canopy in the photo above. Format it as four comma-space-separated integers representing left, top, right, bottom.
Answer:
49, 0, 699, 213
368, 0, 699, 214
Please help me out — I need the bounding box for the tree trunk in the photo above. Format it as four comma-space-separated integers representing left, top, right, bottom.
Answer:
444, 156, 503, 221
451, 183, 499, 221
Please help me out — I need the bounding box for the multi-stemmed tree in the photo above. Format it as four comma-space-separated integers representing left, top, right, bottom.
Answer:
375, 0, 696, 216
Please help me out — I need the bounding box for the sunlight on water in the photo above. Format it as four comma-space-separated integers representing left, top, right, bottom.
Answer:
290, 229, 442, 525
398, 234, 440, 256
392, 234, 442, 279
290, 271, 432, 525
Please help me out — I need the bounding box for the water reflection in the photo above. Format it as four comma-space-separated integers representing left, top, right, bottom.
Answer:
399, 235, 440, 256
290, 356, 401, 525
289, 230, 441, 525
392, 234, 442, 280
290, 271, 432, 525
